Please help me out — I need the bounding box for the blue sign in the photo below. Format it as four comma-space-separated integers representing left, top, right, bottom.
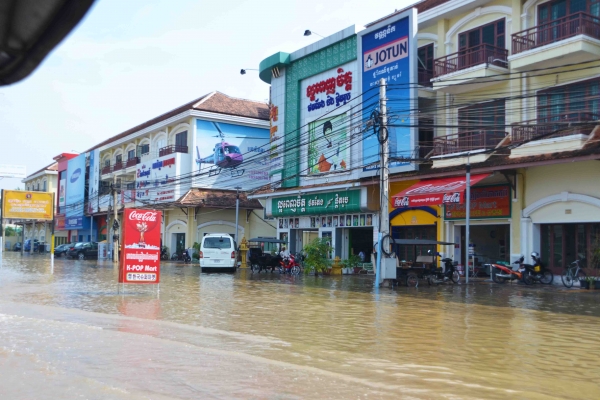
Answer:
66, 154, 86, 229
360, 11, 417, 174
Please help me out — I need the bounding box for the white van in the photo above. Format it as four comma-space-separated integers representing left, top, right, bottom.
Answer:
199, 234, 237, 272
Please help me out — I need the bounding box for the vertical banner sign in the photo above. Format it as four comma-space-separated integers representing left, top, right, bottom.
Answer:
119, 209, 162, 284
359, 9, 417, 175
87, 149, 100, 214
65, 154, 86, 229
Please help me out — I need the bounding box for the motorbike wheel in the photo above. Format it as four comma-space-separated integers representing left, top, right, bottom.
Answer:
251, 264, 260, 273
492, 269, 507, 284
427, 276, 435, 286
450, 271, 460, 283
406, 273, 419, 287
539, 270, 554, 285
522, 272, 534, 285
160, 254, 168, 261
171, 253, 178, 261
291, 265, 301, 275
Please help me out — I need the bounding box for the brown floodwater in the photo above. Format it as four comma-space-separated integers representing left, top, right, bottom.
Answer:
0, 252, 599, 399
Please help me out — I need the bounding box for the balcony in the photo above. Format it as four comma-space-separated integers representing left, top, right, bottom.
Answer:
432, 44, 508, 94
510, 111, 599, 157
159, 145, 188, 157
510, 13, 600, 70
113, 161, 123, 172
433, 130, 507, 156
125, 157, 140, 168
432, 130, 507, 168
418, 68, 433, 87
101, 165, 112, 175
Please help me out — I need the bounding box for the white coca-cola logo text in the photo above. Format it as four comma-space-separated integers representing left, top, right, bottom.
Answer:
129, 211, 158, 222
394, 196, 410, 207
443, 192, 461, 203
406, 181, 464, 195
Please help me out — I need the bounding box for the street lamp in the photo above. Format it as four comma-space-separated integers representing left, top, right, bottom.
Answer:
304, 30, 324, 38
240, 68, 258, 75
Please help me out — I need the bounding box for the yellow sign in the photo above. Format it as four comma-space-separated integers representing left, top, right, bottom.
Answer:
2, 190, 54, 220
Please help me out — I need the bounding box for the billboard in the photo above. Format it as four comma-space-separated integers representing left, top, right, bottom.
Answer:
65, 154, 86, 229
119, 209, 162, 284
307, 114, 350, 175
358, 9, 417, 175
136, 153, 190, 204
2, 190, 53, 220
87, 149, 100, 214
445, 185, 511, 219
59, 178, 66, 207
194, 119, 270, 190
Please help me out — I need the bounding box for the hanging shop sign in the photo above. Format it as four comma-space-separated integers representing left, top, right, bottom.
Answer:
119, 209, 162, 284
272, 190, 362, 217
1, 190, 54, 220
392, 174, 489, 207
444, 185, 511, 220
306, 67, 353, 112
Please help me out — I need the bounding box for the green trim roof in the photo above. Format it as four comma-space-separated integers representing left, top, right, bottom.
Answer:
259, 52, 291, 83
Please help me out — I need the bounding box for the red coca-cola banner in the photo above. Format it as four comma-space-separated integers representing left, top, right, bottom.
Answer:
391, 174, 489, 208
119, 209, 162, 284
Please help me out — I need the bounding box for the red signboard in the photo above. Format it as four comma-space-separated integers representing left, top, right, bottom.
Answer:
392, 174, 489, 207
444, 185, 511, 219
119, 209, 162, 284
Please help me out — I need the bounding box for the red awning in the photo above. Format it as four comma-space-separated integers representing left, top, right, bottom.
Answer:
392, 174, 490, 207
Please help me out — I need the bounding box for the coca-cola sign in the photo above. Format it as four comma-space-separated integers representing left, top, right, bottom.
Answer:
128, 211, 158, 222
393, 196, 410, 207
442, 192, 461, 204
120, 208, 162, 285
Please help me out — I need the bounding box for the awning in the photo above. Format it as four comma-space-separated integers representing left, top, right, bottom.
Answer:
391, 174, 490, 207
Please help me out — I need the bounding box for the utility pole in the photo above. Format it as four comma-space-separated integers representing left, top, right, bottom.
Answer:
234, 187, 241, 249
465, 154, 471, 284
376, 78, 389, 286
113, 174, 119, 263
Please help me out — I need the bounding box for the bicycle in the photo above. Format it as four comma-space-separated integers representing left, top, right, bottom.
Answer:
561, 259, 586, 288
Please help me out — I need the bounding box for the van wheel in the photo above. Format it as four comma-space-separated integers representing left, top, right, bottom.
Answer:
77, 253, 85, 260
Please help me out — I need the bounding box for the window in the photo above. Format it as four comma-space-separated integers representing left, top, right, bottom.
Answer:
139, 143, 150, 155
458, 100, 506, 149
542, 223, 600, 270
203, 237, 232, 249
104, 159, 110, 167
126, 182, 135, 190
156, 138, 166, 150
459, 19, 505, 50
42, 180, 46, 192
115, 154, 122, 163
538, 78, 599, 122
538, 0, 600, 25
417, 44, 434, 87
127, 149, 135, 160
175, 131, 187, 148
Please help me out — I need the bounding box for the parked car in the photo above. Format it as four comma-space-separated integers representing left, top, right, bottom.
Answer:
67, 242, 98, 260
53, 244, 70, 257
24, 239, 40, 252
13, 242, 22, 252
199, 233, 237, 272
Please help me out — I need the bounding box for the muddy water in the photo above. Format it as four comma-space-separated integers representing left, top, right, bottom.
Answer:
0, 252, 599, 399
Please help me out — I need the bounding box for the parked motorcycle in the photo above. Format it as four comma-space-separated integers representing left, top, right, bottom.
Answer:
426, 252, 460, 285
171, 250, 191, 263
160, 247, 169, 261
521, 252, 553, 284
489, 259, 530, 284
279, 254, 301, 275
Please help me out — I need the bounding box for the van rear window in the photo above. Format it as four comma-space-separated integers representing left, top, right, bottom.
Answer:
204, 237, 232, 249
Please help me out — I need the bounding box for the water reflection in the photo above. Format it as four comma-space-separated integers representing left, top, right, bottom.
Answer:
0, 252, 599, 399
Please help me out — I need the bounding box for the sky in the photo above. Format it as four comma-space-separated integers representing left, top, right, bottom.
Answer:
0, 0, 412, 191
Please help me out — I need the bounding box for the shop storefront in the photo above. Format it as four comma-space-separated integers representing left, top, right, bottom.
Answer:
268, 188, 378, 260
392, 175, 514, 272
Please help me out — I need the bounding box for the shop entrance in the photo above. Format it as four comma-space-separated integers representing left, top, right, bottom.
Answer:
172, 233, 186, 255
458, 224, 509, 272
350, 228, 374, 262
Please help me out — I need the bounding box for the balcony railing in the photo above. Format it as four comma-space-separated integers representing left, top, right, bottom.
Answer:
418, 68, 434, 87
512, 12, 600, 54
512, 111, 600, 144
113, 161, 123, 172
434, 130, 507, 156
159, 145, 188, 157
101, 165, 112, 175
125, 157, 140, 168
434, 44, 508, 78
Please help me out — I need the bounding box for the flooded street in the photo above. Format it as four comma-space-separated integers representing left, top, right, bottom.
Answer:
1, 252, 599, 399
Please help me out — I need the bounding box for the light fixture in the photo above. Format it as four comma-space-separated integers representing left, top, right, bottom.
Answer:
304, 30, 324, 38
240, 68, 258, 75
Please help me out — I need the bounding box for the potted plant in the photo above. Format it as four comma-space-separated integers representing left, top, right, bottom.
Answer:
341, 254, 361, 275
303, 237, 334, 275
579, 277, 590, 289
